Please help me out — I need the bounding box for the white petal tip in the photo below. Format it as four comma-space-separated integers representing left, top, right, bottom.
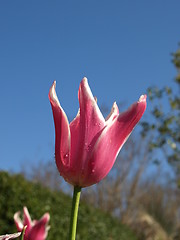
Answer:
14, 212, 24, 230
105, 102, 119, 122
138, 94, 147, 102
82, 77, 88, 84
113, 101, 117, 108
49, 81, 60, 107
44, 213, 50, 222
23, 206, 28, 213
51, 81, 56, 92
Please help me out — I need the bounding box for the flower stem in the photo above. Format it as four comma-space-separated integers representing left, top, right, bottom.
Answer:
20, 226, 26, 240
69, 186, 81, 240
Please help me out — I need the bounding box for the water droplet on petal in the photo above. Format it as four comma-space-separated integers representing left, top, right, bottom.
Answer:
63, 153, 69, 159
92, 169, 95, 173
62, 153, 69, 165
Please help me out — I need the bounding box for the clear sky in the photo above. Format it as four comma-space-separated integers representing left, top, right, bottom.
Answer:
0, 1, 179, 172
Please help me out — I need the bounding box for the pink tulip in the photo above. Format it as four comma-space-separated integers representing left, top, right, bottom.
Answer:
14, 207, 50, 240
0, 232, 21, 240
49, 77, 147, 187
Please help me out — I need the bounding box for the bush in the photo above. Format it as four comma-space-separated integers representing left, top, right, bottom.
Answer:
0, 171, 137, 240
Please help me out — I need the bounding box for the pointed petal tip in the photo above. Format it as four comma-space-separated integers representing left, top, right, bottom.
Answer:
49, 80, 60, 107
82, 77, 88, 82
39, 212, 50, 226
23, 206, 29, 216
138, 94, 147, 102
105, 101, 119, 123
44, 213, 50, 222
14, 211, 24, 231
80, 77, 88, 88
112, 101, 118, 109
111, 102, 119, 115
23, 206, 28, 212
49, 81, 56, 93
53, 80, 56, 87
51, 80, 56, 92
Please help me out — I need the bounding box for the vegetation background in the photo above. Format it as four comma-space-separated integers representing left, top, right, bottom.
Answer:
0, 171, 138, 240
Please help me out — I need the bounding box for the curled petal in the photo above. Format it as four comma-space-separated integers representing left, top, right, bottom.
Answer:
82, 95, 147, 187
28, 213, 50, 240
49, 81, 71, 172
14, 212, 24, 232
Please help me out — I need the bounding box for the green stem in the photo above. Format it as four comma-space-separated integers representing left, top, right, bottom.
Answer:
20, 226, 26, 240
68, 186, 82, 240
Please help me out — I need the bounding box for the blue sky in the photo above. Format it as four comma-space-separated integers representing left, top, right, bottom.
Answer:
0, 1, 179, 172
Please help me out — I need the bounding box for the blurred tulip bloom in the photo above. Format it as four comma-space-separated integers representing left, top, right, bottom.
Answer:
49, 77, 147, 187
0, 233, 21, 240
14, 207, 50, 240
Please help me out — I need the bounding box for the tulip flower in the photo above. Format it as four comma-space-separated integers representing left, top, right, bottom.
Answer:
14, 207, 50, 240
0, 233, 21, 240
49, 77, 146, 240
49, 77, 147, 188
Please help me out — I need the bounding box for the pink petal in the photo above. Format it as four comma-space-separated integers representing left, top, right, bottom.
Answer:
0, 233, 21, 240
49, 81, 71, 173
69, 78, 105, 182
105, 102, 119, 124
69, 110, 80, 166
14, 207, 32, 237
14, 212, 24, 232
82, 95, 147, 187
28, 213, 50, 240
23, 207, 32, 235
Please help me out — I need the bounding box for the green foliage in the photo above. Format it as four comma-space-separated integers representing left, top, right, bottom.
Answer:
141, 44, 180, 183
0, 171, 137, 240
172, 45, 180, 83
